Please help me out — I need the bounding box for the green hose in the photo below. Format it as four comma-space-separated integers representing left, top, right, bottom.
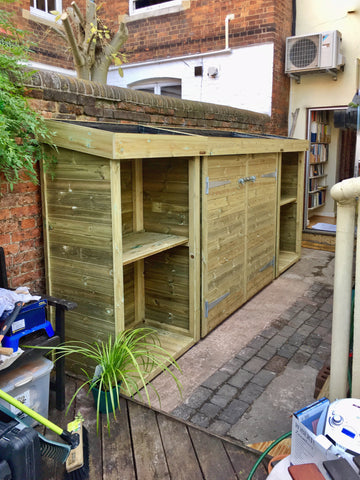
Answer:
246, 431, 292, 480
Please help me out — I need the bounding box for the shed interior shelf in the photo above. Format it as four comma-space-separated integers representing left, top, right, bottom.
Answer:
122, 232, 188, 265
280, 195, 297, 206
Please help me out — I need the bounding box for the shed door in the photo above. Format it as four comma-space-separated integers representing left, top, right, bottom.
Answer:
201, 155, 247, 336
201, 153, 278, 337
245, 153, 277, 300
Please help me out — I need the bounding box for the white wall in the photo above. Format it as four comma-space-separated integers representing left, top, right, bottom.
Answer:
107, 43, 274, 115
290, 0, 360, 139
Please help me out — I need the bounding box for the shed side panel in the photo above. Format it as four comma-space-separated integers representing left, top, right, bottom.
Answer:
43, 147, 115, 344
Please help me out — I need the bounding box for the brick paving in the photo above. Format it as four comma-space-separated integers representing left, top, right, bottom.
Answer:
171, 281, 333, 439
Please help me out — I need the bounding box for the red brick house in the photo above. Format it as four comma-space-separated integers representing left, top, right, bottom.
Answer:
0, 0, 295, 291
6, 0, 294, 133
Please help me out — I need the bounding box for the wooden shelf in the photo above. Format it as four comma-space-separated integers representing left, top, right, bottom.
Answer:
308, 204, 325, 211
309, 174, 327, 180
309, 187, 327, 194
280, 196, 297, 206
122, 231, 188, 265
278, 251, 299, 274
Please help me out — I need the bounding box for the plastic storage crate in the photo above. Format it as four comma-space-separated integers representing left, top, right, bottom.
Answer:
1, 299, 54, 351
0, 356, 53, 426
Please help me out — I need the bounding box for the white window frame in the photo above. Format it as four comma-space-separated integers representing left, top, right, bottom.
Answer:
129, 78, 182, 98
30, 0, 62, 21
128, 0, 189, 20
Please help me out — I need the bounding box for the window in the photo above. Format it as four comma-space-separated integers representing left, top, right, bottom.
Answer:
130, 79, 182, 98
30, 0, 61, 20
134, 0, 173, 9
129, 0, 188, 18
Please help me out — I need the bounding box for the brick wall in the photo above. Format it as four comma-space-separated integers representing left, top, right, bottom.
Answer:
1, 0, 293, 132
0, 170, 44, 291
0, 71, 270, 292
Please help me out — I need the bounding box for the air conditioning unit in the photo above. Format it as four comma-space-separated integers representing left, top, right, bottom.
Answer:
285, 30, 345, 75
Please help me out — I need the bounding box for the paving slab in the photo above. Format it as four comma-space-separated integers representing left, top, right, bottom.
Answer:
144, 248, 335, 446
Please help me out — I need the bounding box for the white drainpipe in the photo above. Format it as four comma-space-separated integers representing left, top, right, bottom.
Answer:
330, 177, 360, 400
225, 14, 235, 50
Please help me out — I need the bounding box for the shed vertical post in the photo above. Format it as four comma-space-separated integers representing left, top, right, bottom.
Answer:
189, 156, 201, 341
110, 160, 125, 333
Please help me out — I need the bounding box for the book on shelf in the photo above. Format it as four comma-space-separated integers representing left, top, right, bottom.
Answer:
309, 143, 327, 163
309, 163, 324, 177
308, 188, 326, 208
310, 110, 331, 143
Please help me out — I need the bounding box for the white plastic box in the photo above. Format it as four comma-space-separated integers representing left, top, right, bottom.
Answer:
0, 356, 53, 426
290, 397, 339, 479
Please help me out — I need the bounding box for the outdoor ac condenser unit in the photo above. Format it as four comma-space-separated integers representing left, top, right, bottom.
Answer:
285, 30, 344, 74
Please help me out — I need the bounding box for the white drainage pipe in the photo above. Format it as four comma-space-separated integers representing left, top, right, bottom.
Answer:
329, 177, 360, 400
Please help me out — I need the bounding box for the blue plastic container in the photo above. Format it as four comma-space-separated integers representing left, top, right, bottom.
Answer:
1, 300, 54, 351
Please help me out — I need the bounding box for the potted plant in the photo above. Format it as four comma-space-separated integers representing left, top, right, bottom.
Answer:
47, 327, 182, 434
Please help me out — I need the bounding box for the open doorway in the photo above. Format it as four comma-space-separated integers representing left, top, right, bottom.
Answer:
304, 107, 357, 233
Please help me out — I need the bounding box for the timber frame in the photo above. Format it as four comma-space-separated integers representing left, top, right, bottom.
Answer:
42, 121, 308, 367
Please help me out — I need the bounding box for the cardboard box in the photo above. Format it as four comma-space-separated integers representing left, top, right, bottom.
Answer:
290, 397, 341, 479
0, 357, 53, 426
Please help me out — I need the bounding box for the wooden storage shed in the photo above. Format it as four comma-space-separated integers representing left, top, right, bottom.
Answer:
42, 121, 308, 363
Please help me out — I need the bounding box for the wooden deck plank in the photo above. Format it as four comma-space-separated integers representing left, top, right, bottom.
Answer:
224, 442, 268, 480
128, 401, 171, 480
102, 397, 136, 480
43, 376, 268, 480
189, 426, 238, 480
157, 414, 204, 480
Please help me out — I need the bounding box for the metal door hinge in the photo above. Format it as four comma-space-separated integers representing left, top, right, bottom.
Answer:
261, 170, 277, 179
205, 177, 231, 194
204, 292, 230, 317
259, 256, 275, 272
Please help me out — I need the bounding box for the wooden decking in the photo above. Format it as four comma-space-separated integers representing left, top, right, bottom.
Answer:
42, 376, 268, 480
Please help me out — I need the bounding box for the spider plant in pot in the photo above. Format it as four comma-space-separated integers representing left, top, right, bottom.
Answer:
50, 327, 182, 434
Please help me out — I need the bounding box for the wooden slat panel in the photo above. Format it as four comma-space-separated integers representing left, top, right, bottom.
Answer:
123, 263, 136, 328
143, 158, 189, 237
280, 152, 299, 200
144, 247, 190, 331
189, 427, 238, 480
47, 218, 112, 239
202, 155, 246, 336
279, 203, 297, 252
46, 120, 308, 161
246, 153, 277, 300
43, 148, 116, 371
157, 415, 204, 480
128, 401, 171, 480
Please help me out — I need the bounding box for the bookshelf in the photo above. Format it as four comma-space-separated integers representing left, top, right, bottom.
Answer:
308, 111, 330, 212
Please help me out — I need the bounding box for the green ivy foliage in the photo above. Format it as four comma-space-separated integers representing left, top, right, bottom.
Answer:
0, 9, 55, 190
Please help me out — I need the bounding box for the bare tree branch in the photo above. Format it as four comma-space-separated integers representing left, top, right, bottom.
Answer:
60, 11, 90, 79
91, 19, 128, 83
71, 1, 85, 28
